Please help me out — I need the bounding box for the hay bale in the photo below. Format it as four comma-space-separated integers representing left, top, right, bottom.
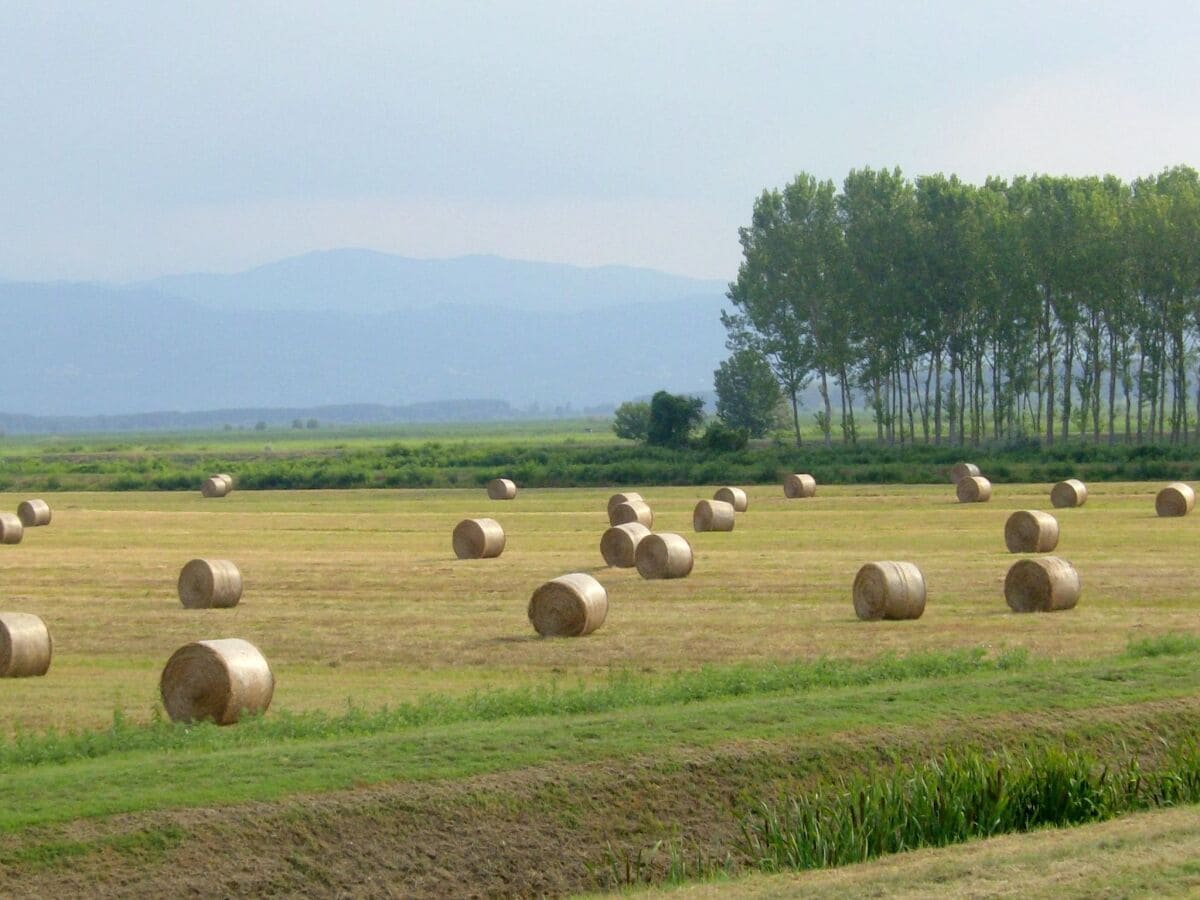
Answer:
956, 475, 992, 503
201, 476, 230, 498
159, 638, 274, 725
852, 562, 926, 621
216, 473, 234, 490
783, 473, 817, 498
487, 478, 517, 500
1050, 479, 1087, 509
950, 461, 981, 483
1156, 482, 1196, 518
0, 513, 23, 545
1004, 510, 1060, 553
606, 492, 644, 519
528, 573, 608, 637
713, 486, 749, 512
610, 500, 653, 528
693, 499, 735, 532
16, 499, 51, 527
600, 522, 651, 568
0, 612, 52, 677
452, 517, 506, 559
1004, 557, 1080, 613
178, 559, 244, 609
635, 532, 694, 579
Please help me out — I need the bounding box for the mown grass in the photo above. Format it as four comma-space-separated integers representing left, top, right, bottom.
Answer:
1, 646, 1198, 832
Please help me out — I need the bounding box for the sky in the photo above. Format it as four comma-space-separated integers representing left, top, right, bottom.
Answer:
1, 0, 1198, 283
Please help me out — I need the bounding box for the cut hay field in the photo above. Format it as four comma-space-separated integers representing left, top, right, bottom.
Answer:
1, 481, 1199, 897
0, 482, 1192, 733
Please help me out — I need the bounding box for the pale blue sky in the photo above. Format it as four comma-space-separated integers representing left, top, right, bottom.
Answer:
1, 1, 1197, 282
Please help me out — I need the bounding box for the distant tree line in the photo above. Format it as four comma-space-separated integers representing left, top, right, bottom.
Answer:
721, 166, 1200, 447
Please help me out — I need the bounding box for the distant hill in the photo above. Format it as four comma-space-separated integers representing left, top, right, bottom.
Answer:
143, 249, 728, 314
0, 251, 729, 424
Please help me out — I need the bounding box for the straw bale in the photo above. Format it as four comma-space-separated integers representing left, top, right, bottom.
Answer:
0, 513, 23, 545
713, 486, 748, 512
178, 559, 244, 609
610, 500, 653, 528
159, 638, 274, 725
201, 476, 230, 498
1004, 510, 1060, 553
216, 473, 234, 490
635, 532, 694, 579
852, 561, 926, 621
16, 499, 51, 527
1050, 479, 1087, 509
1004, 557, 1080, 613
950, 462, 981, 483
487, 478, 517, 500
606, 492, 644, 519
600, 522, 651, 567
452, 517, 506, 559
1156, 482, 1196, 518
693, 499, 735, 532
0, 612, 52, 677
528, 573, 608, 637
956, 475, 992, 503
783, 473, 816, 498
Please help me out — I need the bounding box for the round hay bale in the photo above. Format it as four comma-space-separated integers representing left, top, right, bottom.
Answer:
852, 561, 926, 621
713, 486, 749, 512
606, 492, 644, 520
177, 559, 244, 609
201, 476, 230, 498
783, 473, 816, 498
528, 573, 608, 637
216, 473, 234, 491
1156, 482, 1196, 518
452, 517, 506, 559
693, 499, 735, 532
1004, 510, 1060, 553
0, 612, 52, 677
610, 500, 653, 528
635, 532, 694, 580
1004, 557, 1080, 613
16, 499, 51, 527
956, 475, 992, 503
950, 461, 981, 484
0, 513, 24, 545
159, 638, 274, 725
486, 478, 517, 500
600, 522, 651, 568
1050, 479, 1087, 509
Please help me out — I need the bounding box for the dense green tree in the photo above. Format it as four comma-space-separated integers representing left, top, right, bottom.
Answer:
714, 349, 781, 437
724, 166, 1200, 448
612, 401, 651, 442
646, 391, 705, 448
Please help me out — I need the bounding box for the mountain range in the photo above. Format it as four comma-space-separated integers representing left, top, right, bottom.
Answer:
0, 250, 731, 430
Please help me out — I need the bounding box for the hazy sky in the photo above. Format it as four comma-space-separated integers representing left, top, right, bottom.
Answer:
1, 1, 1198, 282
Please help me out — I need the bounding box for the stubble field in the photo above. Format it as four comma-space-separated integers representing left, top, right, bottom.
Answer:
0, 481, 1192, 733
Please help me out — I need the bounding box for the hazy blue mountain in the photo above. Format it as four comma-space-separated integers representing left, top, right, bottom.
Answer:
143, 249, 728, 314
0, 279, 727, 420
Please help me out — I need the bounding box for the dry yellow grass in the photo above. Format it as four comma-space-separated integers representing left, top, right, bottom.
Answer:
0, 483, 1195, 732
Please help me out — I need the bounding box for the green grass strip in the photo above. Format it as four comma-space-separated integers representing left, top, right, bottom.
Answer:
0, 647, 1198, 832
0, 646, 1025, 768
